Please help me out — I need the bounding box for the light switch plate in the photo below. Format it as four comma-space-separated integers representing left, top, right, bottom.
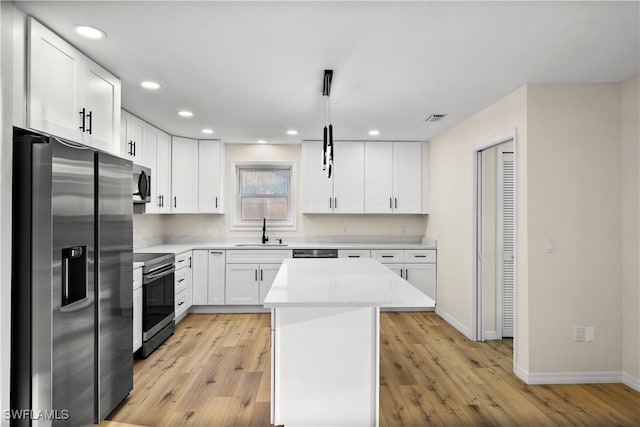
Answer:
545, 240, 555, 253
586, 326, 595, 342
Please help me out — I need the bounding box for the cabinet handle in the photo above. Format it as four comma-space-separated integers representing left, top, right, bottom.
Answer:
329, 198, 332, 209
348, 255, 359, 258
210, 251, 223, 254
158, 195, 163, 207
390, 197, 393, 209
255, 269, 258, 281
86, 111, 92, 135
188, 257, 192, 268
381, 255, 394, 258
174, 196, 177, 208
128, 140, 134, 156
133, 141, 136, 157
414, 255, 427, 258
215, 197, 218, 208
334, 197, 337, 209
260, 269, 263, 281
395, 198, 398, 209
178, 278, 185, 283
405, 269, 408, 280
178, 301, 185, 306
400, 269, 403, 278
178, 259, 185, 264
79, 108, 86, 132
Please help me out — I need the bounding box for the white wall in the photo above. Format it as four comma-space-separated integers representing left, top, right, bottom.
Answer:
621, 75, 639, 386
424, 85, 529, 371
157, 143, 428, 243
0, 3, 26, 423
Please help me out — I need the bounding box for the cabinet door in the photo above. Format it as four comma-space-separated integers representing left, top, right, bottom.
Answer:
338, 250, 371, 259
82, 58, 121, 154
156, 132, 172, 213
364, 142, 394, 213
207, 251, 226, 304
171, 137, 199, 212
405, 264, 436, 302
259, 264, 281, 304
28, 17, 83, 143
225, 264, 259, 305
302, 142, 333, 213
394, 143, 423, 213
333, 141, 365, 213
122, 112, 144, 164
198, 140, 223, 213
144, 128, 159, 213
132, 287, 142, 352
191, 250, 208, 305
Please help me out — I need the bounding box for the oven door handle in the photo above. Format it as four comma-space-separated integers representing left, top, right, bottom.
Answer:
144, 265, 176, 283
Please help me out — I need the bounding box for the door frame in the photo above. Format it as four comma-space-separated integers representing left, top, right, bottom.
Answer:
471, 129, 518, 348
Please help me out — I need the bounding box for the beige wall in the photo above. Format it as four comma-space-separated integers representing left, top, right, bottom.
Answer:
621, 75, 639, 383
157, 142, 428, 241
424, 85, 529, 371
526, 84, 622, 373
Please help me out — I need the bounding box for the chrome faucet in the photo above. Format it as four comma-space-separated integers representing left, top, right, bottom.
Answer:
262, 218, 269, 244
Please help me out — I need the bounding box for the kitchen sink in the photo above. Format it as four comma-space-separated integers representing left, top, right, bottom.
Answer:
234, 243, 288, 247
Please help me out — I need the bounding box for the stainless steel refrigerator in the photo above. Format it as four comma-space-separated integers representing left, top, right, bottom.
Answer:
11, 127, 133, 426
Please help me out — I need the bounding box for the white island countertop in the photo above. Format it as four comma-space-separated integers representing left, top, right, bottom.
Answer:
263, 258, 435, 309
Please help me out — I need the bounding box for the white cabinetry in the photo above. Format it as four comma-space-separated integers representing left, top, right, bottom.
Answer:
225, 250, 292, 305
132, 267, 142, 352
120, 110, 144, 164
338, 249, 371, 259
365, 142, 425, 213
302, 141, 365, 213
174, 251, 192, 321
28, 17, 121, 155
198, 140, 224, 213
145, 127, 172, 213
192, 250, 226, 305
171, 137, 199, 212
372, 249, 436, 303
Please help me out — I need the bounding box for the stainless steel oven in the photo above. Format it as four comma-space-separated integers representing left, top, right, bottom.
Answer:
134, 252, 175, 358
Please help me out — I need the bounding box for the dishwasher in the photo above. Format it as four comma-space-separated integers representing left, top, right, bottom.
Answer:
292, 249, 338, 258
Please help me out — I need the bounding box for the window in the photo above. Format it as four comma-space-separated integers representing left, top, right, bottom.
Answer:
231, 162, 296, 230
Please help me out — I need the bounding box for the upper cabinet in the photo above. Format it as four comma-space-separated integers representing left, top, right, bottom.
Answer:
171, 137, 199, 213
120, 110, 145, 164
27, 18, 121, 155
198, 140, 224, 213
302, 141, 365, 213
144, 125, 172, 213
364, 142, 427, 214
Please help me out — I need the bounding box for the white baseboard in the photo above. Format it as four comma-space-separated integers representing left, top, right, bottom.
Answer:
623, 372, 640, 392
189, 305, 270, 314
435, 307, 471, 339
515, 367, 636, 388
483, 331, 498, 340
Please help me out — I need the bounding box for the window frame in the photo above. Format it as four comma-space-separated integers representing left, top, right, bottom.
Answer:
230, 161, 297, 231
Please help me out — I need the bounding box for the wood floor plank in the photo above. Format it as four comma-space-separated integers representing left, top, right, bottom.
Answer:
106, 312, 639, 427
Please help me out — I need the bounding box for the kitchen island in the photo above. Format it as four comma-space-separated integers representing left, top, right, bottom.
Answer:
263, 258, 435, 427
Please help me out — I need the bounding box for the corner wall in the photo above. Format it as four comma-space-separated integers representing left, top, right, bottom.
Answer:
621, 75, 639, 388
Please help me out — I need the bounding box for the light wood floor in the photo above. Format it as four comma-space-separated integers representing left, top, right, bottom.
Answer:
101, 312, 639, 427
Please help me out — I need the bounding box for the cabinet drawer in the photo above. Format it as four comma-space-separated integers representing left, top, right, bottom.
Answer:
175, 288, 188, 316
175, 268, 189, 293
226, 249, 292, 264
338, 249, 371, 259
133, 267, 142, 290
176, 251, 192, 270
404, 250, 436, 263
371, 250, 403, 263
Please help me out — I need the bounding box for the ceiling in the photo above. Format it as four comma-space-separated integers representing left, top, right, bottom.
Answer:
14, 1, 639, 143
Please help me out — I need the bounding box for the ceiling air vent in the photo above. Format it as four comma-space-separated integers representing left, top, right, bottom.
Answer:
425, 114, 448, 123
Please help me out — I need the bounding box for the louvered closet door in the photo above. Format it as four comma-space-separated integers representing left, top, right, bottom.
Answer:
501, 152, 515, 337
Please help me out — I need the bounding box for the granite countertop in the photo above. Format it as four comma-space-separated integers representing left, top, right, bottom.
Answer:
263, 258, 435, 308
135, 240, 437, 255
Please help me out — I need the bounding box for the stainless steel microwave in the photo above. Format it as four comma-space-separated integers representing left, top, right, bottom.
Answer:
133, 164, 151, 204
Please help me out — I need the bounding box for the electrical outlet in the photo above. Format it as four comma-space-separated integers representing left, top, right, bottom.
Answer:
585, 326, 595, 342
546, 239, 556, 253
574, 326, 584, 342
401, 225, 407, 234
342, 225, 348, 233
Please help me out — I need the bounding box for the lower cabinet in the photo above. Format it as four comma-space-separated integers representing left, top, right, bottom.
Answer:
133, 267, 142, 353
192, 250, 226, 305
225, 263, 280, 305
174, 251, 192, 320
372, 249, 437, 303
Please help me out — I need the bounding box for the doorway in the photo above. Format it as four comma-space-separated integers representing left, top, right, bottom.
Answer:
472, 131, 516, 344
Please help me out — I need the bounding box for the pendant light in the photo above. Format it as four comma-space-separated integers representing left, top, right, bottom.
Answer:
322, 70, 334, 178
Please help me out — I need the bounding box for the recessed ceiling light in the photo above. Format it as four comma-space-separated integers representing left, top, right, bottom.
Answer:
178, 110, 193, 118
286, 130, 298, 136
140, 81, 161, 90
368, 129, 380, 136
74, 25, 106, 39
202, 129, 214, 134
257, 140, 267, 144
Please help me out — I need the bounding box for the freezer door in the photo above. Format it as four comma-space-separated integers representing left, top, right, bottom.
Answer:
49, 137, 97, 426
96, 152, 133, 422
